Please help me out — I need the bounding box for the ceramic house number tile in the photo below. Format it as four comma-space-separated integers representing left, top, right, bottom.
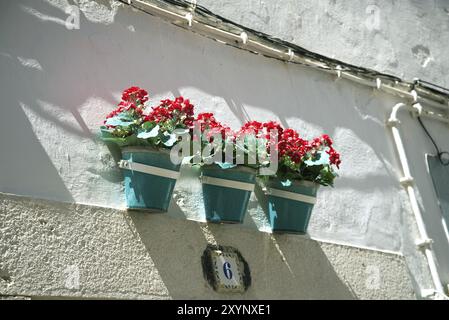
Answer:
211, 250, 244, 293
202, 245, 251, 293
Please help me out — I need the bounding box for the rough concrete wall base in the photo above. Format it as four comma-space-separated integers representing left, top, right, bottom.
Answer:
0, 193, 415, 299
0, 295, 31, 300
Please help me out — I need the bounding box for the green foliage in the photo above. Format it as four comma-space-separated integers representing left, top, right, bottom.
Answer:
161, 132, 178, 147
99, 128, 140, 147
215, 162, 237, 169
272, 151, 338, 187
137, 124, 160, 139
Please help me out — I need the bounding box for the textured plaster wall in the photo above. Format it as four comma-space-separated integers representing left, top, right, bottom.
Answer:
0, 193, 415, 299
0, 0, 448, 297
199, 0, 449, 88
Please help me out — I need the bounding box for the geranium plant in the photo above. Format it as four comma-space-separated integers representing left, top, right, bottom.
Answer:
138, 97, 194, 149
99, 86, 196, 212
100, 87, 194, 150
243, 121, 342, 233
277, 130, 341, 186
195, 113, 259, 224
255, 122, 341, 186
193, 112, 235, 167
235, 120, 282, 171
100, 86, 149, 146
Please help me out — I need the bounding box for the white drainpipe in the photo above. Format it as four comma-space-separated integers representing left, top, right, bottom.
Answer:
387, 99, 448, 299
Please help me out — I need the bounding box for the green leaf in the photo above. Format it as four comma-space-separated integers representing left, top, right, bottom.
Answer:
162, 132, 178, 147
99, 126, 115, 138
137, 125, 160, 139
99, 134, 139, 147
174, 128, 190, 136
105, 117, 133, 127
281, 179, 292, 187
215, 162, 237, 169
104, 112, 135, 127
304, 151, 330, 166
142, 121, 155, 130
318, 165, 337, 187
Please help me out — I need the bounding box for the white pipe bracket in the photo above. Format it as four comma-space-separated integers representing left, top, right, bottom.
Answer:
421, 289, 437, 299
386, 117, 400, 127
287, 48, 294, 61
185, 12, 193, 27
376, 78, 382, 89
335, 65, 342, 80
400, 176, 414, 187
240, 32, 248, 45
416, 237, 434, 250
411, 89, 418, 104
412, 102, 423, 117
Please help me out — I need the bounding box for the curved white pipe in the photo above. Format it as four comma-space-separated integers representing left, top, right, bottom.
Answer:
388, 102, 447, 299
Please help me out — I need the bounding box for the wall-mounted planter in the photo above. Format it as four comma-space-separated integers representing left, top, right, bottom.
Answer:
201, 165, 256, 223
119, 147, 180, 212
265, 178, 319, 234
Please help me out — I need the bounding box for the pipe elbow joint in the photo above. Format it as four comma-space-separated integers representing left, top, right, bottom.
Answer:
400, 176, 414, 187
386, 117, 400, 127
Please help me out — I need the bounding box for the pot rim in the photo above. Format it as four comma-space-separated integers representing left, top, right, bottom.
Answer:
121, 146, 172, 155
267, 177, 320, 189
201, 164, 257, 174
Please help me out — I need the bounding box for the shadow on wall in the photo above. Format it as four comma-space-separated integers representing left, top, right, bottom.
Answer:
0, 0, 397, 195
128, 210, 356, 299
2, 0, 441, 261
2, 0, 447, 296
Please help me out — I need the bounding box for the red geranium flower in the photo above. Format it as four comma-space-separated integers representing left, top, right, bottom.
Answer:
278, 128, 311, 163
143, 96, 194, 128
327, 147, 341, 169
196, 112, 231, 140
121, 86, 149, 105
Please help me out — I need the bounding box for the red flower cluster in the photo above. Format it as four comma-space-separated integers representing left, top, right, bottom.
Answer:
101, 87, 341, 170
238, 120, 283, 140
121, 86, 149, 105
327, 147, 341, 169
196, 112, 231, 140
196, 113, 222, 132
103, 86, 149, 128
144, 96, 194, 127
237, 120, 341, 169
277, 129, 341, 168
311, 134, 341, 168
239, 121, 263, 135
263, 121, 284, 136
104, 105, 126, 122
278, 129, 312, 163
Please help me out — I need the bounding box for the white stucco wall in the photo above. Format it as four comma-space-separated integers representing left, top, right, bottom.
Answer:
199, 0, 449, 87
0, 0, 448, 298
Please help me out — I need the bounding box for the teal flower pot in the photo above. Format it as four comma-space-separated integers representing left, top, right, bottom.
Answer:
266, 178, 319, 234
120, 147, 181, 212
201, 165, 256, 223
